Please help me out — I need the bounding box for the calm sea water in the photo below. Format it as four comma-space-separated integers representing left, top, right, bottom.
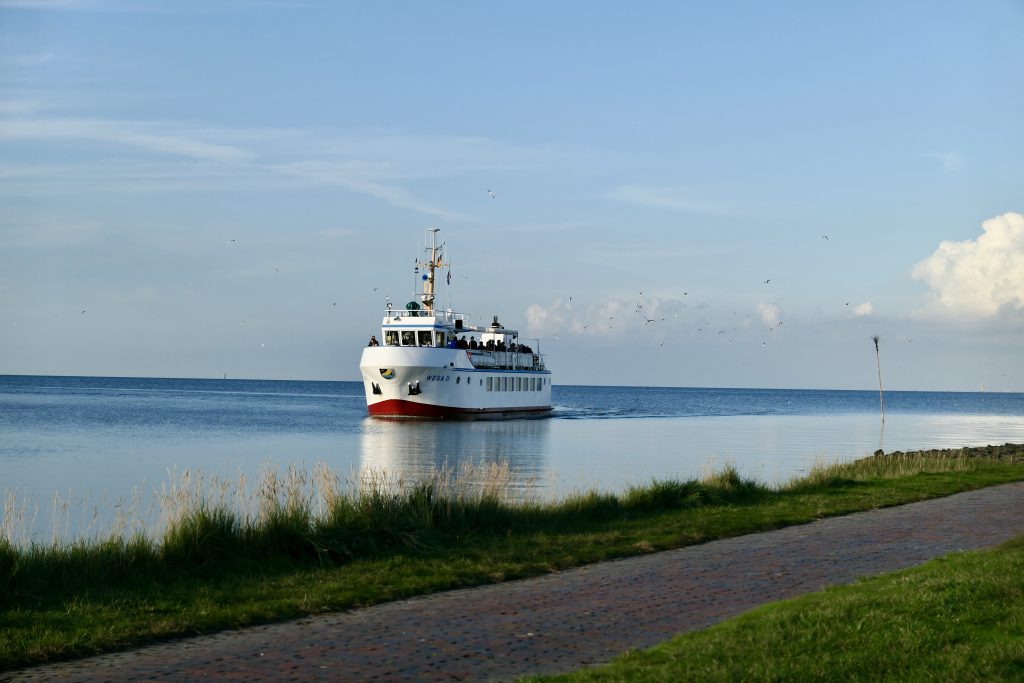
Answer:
3, 375, 1024, 541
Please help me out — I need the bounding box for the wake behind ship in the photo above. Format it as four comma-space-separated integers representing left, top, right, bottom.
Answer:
359, 229, 552, 418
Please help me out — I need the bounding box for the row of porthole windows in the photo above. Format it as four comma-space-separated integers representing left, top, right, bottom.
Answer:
453, 375, 549, 390
451, 375, 549, 391
485, 376, 546, 392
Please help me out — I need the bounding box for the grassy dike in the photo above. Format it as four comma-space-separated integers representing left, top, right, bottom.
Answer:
2, 444, 1023, 672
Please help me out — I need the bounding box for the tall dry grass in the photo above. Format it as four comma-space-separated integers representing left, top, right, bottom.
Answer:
0, 460, 535, 597
0, 448, 1008, 584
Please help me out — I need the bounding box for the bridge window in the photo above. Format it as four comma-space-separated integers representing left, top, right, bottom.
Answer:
418, 331, 432, 346
385, 331, 399, 346
401, 331, 415, 346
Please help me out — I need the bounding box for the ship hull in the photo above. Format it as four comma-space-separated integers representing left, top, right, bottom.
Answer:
359, 347, 552, 419
367, 399, 551, 419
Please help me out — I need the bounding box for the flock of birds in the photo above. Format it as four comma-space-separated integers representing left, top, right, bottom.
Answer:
545, 288, 788, 353
211, 190, 917, 378
329, 192, 889, 357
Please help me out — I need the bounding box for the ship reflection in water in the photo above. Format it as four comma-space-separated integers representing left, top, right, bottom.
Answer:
358, 417, 551, 500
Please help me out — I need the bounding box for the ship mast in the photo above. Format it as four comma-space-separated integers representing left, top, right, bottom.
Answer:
417, 228, 448, 313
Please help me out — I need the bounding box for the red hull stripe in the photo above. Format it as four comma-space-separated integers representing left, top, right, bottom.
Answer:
368, 399, 551, 419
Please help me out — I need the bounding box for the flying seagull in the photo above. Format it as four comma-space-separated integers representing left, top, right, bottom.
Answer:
487, 189, 496, 199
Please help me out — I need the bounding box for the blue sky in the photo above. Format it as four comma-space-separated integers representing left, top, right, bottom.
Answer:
2, 0, 1023, 390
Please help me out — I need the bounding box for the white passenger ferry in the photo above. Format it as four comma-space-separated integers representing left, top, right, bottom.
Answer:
359, 229, 552, 418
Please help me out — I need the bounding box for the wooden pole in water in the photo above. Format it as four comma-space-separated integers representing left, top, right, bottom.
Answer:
872, 335, 885, 424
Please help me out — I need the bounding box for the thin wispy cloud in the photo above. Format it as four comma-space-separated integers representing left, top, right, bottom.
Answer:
0, 117, 254, 162
0, 101, 39, 116
0, 0, 101, 9
576, 242, 732, 269
0, 53, 55, 68
924, 152, 962, 171
0, 0, 307, 12
0, 115, 565, 218
606, 184, 727, 215
274, 161, 469, 221
0, 214, 107, 248
311, 130, 588, 179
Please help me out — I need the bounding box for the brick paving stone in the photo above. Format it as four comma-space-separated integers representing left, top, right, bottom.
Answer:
6, 482, 1024, 683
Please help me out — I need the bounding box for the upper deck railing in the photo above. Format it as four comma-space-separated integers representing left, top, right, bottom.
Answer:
382, 308, 472, 327
466, 349, 547, 372
376, 308, 546, 371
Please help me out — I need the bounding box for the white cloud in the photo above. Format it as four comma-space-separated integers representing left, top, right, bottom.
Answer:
911, 212, 1024, 319
525, 296, 678, 340
756, 302, 780, 325
526, 299, 618, 338
853, 302, 874, 317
